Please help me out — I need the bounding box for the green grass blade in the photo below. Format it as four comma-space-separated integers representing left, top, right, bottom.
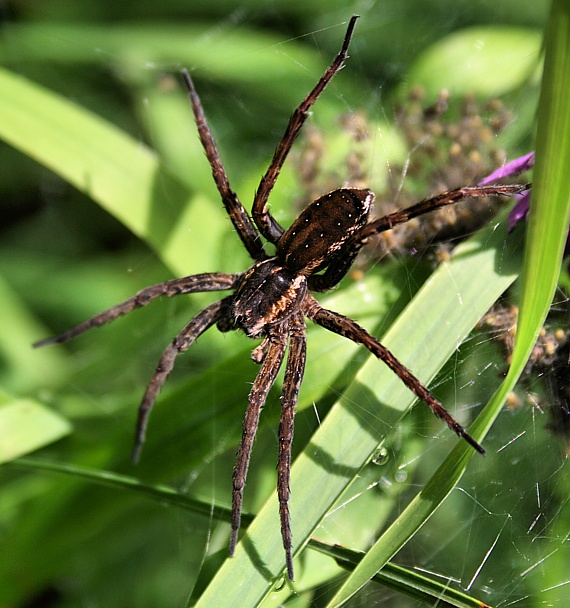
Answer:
0, 23, 328, 96
195, 210, 523, 606
10, 457, 243, 524
328, 1, 570, 603
510, 0, 570, 392
8, 458, 481, 606
0, 67, 227, 277
311, 540, 495, 608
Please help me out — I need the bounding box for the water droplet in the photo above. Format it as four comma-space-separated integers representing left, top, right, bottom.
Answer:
395, 469, 408, 483
371, 447, 389, 466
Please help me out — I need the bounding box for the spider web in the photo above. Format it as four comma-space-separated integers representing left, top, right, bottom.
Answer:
312, 293, 570, 607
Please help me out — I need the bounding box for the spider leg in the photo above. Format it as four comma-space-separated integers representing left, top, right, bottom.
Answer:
309, 183, 530, 292
362, 184, 530, 240
229, 324, 288, 558
277, 313, 307, 581
33, 273, 239, 347
251, 335, 271, 364
182, 70, 266, 261
305, 296, 485, 454
132, 296, 232, 463
252, 15, 360, 244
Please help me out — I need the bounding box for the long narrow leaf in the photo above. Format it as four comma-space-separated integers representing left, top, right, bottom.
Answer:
195, 211, 523, 606
328, 0, 570, 603
0, 67, 226, 277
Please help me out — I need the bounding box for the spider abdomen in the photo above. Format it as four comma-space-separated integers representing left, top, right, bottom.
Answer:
232, 259, 307, 338
276, 188, 374, 274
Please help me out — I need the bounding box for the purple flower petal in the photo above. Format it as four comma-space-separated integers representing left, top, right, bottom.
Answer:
507, 191, 531, 232
477, 152, 568, 269
479, 151, 535, 185
477, 151, 534, 232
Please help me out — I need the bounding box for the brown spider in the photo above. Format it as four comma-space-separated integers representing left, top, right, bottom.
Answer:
34, 16, 528, 581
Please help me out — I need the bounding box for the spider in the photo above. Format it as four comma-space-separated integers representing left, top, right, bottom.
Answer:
34, 15, 528, 581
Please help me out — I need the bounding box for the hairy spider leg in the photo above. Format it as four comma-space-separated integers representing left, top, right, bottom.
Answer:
252, 15, 360, 244
132, 297, 233, 463
182, 70, 266, 261
33, 274, 239, 462
277, 314, 307, 581
361, 184, 531, 240
305, 296, 486, 454
230, 325, 288, 557
308, 183, 530, 292
33, 273, 239, 348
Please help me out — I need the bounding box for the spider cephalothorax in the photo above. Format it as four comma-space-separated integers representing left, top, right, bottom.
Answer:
34, 16, 528, 580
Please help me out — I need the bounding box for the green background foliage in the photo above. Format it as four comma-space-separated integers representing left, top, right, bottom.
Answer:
1, 1, 568, 607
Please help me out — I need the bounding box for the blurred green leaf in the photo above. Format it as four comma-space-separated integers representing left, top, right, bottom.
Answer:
0, 66, 227, 278
0, 392, 71, 463
408, 26, 542, 97
0, 22, 357, 110
0, 273, 69, 391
